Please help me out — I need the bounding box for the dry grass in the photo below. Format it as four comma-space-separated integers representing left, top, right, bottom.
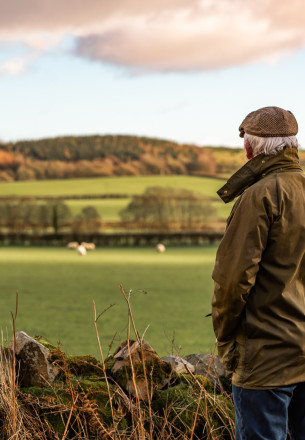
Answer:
0, 287, 235, 439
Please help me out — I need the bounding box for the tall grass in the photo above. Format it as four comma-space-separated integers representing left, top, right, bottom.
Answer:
0, 287, 234, 439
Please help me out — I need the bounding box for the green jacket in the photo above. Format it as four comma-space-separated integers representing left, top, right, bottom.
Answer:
212, 147, 305, 389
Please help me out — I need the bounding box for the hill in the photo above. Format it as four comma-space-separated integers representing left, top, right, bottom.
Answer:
0, 135, 245, 181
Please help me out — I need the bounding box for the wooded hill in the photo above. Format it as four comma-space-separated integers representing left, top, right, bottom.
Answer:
0, 135, 245, 181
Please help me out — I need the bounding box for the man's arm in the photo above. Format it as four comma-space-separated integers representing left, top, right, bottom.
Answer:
212, 187, 274, 343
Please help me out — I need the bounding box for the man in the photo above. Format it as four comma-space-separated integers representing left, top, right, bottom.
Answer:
212, 106, 305, 440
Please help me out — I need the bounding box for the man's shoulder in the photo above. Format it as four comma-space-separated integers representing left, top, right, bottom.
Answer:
242, 173, 277, 199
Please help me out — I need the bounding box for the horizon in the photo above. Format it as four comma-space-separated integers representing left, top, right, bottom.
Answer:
0, 131, 243, 149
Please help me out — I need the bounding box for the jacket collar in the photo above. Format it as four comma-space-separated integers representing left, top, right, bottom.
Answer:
217, 147, 303, 203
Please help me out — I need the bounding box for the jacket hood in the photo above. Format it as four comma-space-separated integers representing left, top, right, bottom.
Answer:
217, 147, 302, 203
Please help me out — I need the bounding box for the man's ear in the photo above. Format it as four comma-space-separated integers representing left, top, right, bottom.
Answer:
245, 139, 253, 160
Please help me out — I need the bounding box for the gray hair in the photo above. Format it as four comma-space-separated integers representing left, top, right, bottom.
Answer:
245, 133, 298, 156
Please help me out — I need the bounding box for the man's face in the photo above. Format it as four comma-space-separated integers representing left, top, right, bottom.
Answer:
244, 139, 253, 161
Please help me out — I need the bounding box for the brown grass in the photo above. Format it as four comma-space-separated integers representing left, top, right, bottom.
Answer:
0, 287, 235, 439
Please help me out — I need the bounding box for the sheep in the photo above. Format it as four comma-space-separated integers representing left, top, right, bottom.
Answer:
156, 243, 166, 253
81, 242, 96, 250
77, 245, 87, 256
67, 241, 79, 250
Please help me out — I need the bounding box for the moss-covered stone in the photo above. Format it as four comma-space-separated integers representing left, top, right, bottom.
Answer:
50, 350, 104, 379
33, 336, 58, 351
113, 356, 174, 392
9, 338, 235, 438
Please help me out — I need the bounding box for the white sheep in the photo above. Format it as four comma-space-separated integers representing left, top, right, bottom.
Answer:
77, 245, 87, 256
156, 243, 166, 253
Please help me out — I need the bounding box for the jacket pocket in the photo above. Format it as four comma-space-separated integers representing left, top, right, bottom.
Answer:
217, 340, 240, 373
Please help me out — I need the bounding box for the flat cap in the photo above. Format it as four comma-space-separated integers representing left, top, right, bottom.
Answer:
239, 106, 298, 138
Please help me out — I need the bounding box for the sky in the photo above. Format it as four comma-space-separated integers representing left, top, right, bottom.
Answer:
1, 0, 305, 147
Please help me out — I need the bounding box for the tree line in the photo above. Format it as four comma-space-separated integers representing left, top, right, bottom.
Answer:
0, 187, 217, 240
120, 187, 216, 230
0, 135, 247, 182
0, 200, 101, 235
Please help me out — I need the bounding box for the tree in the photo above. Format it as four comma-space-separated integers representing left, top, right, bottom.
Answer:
49, 202, 72, 234
72, 206, 101, 234
120, 186, 217, 230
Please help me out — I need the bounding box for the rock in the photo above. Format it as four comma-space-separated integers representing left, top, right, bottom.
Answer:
11, 331, 59, 387
161, 356, 195, 374
183, 353, 227, 391
111, 339, 173, 402
126, 379, 149, 401
114, 339, 155, 363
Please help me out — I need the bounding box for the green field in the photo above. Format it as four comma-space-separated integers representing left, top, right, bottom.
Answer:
0, 246, 217, 358
65, 198, 132, 220
0, 175, 225, 198
65, 198, 232, 221
0, 175, 232, 221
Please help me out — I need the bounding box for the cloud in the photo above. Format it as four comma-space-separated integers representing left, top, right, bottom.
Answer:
0, 51, 42, 76
0, 56, 28, 75
0, 0, 305, 73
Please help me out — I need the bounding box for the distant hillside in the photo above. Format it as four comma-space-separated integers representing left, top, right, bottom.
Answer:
0, 134, 245, 181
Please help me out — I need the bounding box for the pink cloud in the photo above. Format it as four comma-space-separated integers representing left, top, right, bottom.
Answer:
0, 0, 305, 73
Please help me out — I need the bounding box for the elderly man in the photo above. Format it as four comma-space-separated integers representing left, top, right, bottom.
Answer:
212, 106, 305, 439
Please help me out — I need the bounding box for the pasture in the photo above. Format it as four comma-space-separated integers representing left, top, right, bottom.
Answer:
0, 175, 233, 221
0, 175, 224, 198
0, 246, 217, 358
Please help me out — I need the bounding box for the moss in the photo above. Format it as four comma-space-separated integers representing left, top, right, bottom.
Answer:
33, 336, 57, 351
152, 382, 190, 411
44, 413, 66, 436
77, 378, 112, 398
20, 385, 73, 435
113, 357, 174, 392
152, 381, 234, 438
152, 383, 198, 434
21, 379, 115, 431
78, 379, 113, 425
15, 341, 234, 437
50, 350, 104, 379
66, 355, 103, 375
104, 355, 116, 373
178, 373, 212, 392
21, 384, 72, 406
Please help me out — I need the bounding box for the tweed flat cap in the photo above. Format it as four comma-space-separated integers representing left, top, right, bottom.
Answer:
239, 106, 298, 138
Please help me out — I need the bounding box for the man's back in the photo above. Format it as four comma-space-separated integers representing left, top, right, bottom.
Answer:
212, 106, 305, 439
212, 148, 305, 388
235, 167, 305, 388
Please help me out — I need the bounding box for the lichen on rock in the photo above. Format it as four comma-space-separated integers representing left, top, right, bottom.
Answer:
12, 331, 60, 387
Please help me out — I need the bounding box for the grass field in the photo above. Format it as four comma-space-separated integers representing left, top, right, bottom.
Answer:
65, 198, 132, 220
0, 246, 217, 358
65, 197, 232, 221
0, 175, 225, 198
0, 175, 233, 221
